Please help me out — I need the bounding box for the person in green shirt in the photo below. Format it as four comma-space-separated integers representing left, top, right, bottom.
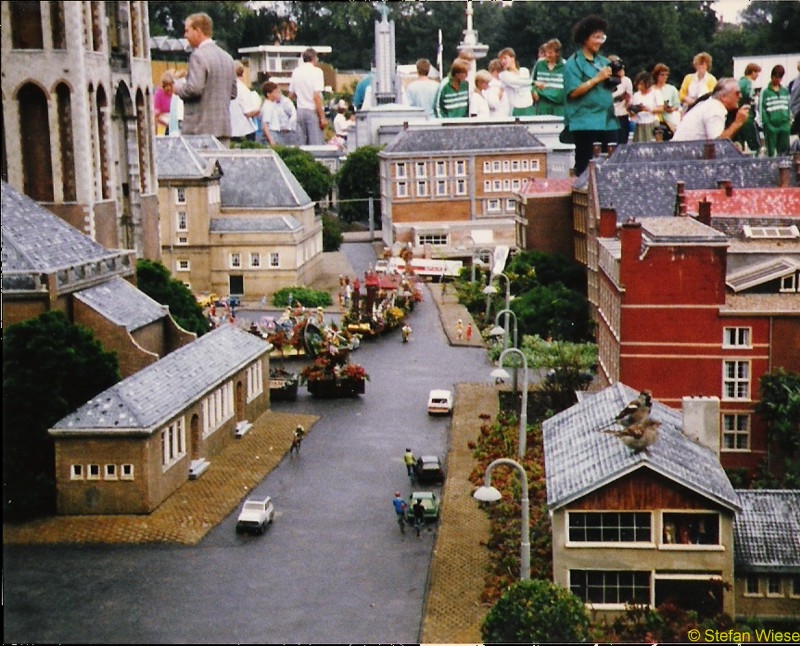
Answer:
760, 65, 792, 156
436, 59, 470, 119
532, 38, 566, 117
563, 15, 619, 176
735, 63, 761, 153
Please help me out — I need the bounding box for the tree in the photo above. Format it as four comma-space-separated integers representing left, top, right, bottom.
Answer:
135, 259, 209, 336
511, 283, 593, 343
756, 368, 800, 488
147, 1, 251, 55
336, 145, 382, 223
3, 312, 120, 519
274, 146, 334, 203
321, 213, 343, 252
481, 579, 591, 643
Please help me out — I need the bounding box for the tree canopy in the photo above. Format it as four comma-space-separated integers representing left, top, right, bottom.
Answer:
135, 259, 209, 336
336, 145, 382, 223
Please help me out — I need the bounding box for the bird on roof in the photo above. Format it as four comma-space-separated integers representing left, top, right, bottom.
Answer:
604, 418, 661, 454
612, 390, 653, 428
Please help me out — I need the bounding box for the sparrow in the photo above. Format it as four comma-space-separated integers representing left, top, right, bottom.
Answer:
604, 418, 661, 453
612, 390, 653, 428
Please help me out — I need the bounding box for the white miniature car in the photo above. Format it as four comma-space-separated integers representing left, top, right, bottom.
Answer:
427, 389, 453, 416
235, 496, 275, 535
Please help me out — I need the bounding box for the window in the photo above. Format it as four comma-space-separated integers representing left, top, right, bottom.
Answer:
483, 180, 492, 192
530, 159, 540, 171
506, 198, 516, 212
491, 160, 501, 172
270, 252, 279, 268
722, 414, 749, 450
723, 327, 750, 348
661, 512, 720, 545
396, 182, 408, 198
767, 575, 782, 596
487, 199, 501, 213
230, 253, 241, 268
502, 160, 510, 172
176, 187, 186, 203
435, 160, 447, 177
511, 178, 521, 190
176, 211, 187, 231
416, 181, 428, 197
395, 162, 407, 179
743, 225, 799, 239
483, 161, 491, 173
521, 159, 529, 171
88, 464, 100, 480
781, 274, 798, 292
418, 234, 448, 246
568, 512, 652, 543
70, 464, 83, 480
247, 360, 264, 402
415, 161, 427, 178
104, 464, 117, 480
455, 179, 467, 195
436, 180, 448, 196
177, 260, 190, 272
791, 574, 800, 598
177, 236, 188, 246
202, 384, 234, 437
503, 179, 511, 191
511, 160, 520, 171
161, 417, 186, 468
121, 464, 134, 480
250, 253, 261, 268
455, 160, 467, 176
492, 180, 502, 192
723, 360, 750, 400
570, 570, 650, 606
745, 574, 760, 596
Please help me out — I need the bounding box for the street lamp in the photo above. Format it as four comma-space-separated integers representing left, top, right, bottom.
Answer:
490, 308, 519, 393
484, 272, 511, 332
473, 458, 530, 581
462, 235, 477, 283
489, 348, 528, 458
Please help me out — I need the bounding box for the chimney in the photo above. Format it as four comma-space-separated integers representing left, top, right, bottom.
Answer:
599, 207, 617, 238
697, 197, 712, 226
675, 181, 686, 217
703, 141, 716, 160
607, 142, 617, 157
403, 121, 409, 130
682, 396, 721, 457
592, 141, 602, 157
778, 160, 791, 187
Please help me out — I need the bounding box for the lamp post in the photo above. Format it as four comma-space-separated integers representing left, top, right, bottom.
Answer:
489, 348, 529, 458
482, 282, 496, 319
490, 308, 519, 393
473, 458, 530, 581
462, 235, 477, 283
483, 272, 511, 332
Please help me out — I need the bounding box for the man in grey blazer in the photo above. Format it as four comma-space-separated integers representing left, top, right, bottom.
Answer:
176, 13, 237, 143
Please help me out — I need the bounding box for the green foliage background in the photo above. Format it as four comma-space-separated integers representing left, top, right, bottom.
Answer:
336, 146, 382, 223
136, 260, 209, 336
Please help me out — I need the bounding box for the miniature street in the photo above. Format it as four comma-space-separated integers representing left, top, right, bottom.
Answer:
2, 243, 498, 644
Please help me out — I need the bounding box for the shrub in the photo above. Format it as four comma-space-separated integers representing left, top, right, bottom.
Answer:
273, 286, 332, 309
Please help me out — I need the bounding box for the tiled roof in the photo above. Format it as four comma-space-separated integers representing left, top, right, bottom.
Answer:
1, 181, 124, 272
684, 188, 800, 218
605, 140, 743, 164
518, 177, 574, 196
734, 490, 800, 572
726, 256, 800, 292
209, 216, 301, 233
199, 150, 312, 209
722, 293, 800, 314
74, 276, 168, 331
380, 124, 546, 155
51, 326, 269, 435
542, 382, 739, 511
154, 136, 221, 179
640, 216, 729, 245
594, 157, 798, 220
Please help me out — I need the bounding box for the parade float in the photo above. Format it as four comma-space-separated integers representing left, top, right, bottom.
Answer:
300, 339, 369, 398
341, 268, 422, 339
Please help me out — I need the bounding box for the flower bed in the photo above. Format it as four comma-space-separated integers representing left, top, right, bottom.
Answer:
269, 368, 299, 401
300, 348, 368, 398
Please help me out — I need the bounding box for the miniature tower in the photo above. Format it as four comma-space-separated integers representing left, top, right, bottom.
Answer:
373, 2, 398, 105
457, 0, 489, 80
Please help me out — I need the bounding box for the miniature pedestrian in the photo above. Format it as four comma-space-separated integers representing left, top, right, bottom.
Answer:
456, 319, 464, 340
466, 323, 473, 341
412, 498, 426, 538
403, 448, 416, 477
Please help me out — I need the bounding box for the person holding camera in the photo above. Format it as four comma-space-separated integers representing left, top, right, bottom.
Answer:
608, 55, 633, 144
652, 63, 681, 140
672, 78, 750, 142
563, 15, 619, 176
630, 71, 665, 143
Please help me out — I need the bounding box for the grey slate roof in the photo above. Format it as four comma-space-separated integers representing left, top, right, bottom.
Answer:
638, 216, 729, 246
595, 157, 798, 221
542, 382, 740, 512
154, 136, 222, 180
1, 181, 123, 272
380, 124, 546, 155
199, 150, 312, 209
74, 276, 168, 331
734, 490, 800, 572
209, 216, 301, 233
51, 325, 269, 435
605, 140, 743, 164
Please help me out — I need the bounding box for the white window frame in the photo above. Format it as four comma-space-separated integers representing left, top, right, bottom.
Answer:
780, 273, 798, 292
491, 160, 501, 172
416, 180, 428, 197
506, 198, 516, 212
121, 464, 135, 480
502, 160, 510, 172
395, 162, 407, 179
722, 360, 750, 400
247, 360, 264, 402
483, 161, 491, 173
521, 159, 529, 171
269, 252, 280, 268
722, 413, 750, 451
417, 234, 448, 246
415, 161, 427, 178
492, 180, 502, 192
745, 574, 761, 596
455, 179, 467, 196
767, 575, 783, 597
723, 327, 751, 348
483, 180, 491, 192
436, 180, 448, 196
176, 236, 188, 246
161, 417, 187, 470
396, 182, 408, 198
435, 160, 447, 177
511, 159, 520, 171
455, 160, 467, 176
176, 211, 187, 231
250, 252, 261, 269
487, 198, 501, 213
569, 569, 651, 609
70, 464, 84, 480
87, 464, 100, 480
566, 511, 653, 547
511, 178, 521, 190
530, 159, 540, 171
176, 187, 186, 204
660, 511, 722, 549
177, 260, 190, 272
104, 464, 117, 480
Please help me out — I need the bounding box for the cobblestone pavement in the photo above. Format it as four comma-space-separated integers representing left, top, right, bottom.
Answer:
3, 250, 496, 643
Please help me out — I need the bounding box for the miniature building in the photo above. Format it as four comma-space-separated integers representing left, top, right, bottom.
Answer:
50, 325, 271, 515
238, 44, 332, 87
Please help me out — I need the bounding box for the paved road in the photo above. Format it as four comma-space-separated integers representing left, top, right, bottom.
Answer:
3, 243, 492, 644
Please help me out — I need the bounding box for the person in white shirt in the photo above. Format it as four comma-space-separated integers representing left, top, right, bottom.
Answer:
471, 70, 492, 119
498, 47, 535, 116
485, 58, 510, 118
230, 61, 261, 141
608, 56, 633, 144
333, 99, 355, 141
629, 71, 664, 142
405, 58, 440, 118
260, 81, 283, 146
289, 48, 327, 145
672, 78, 749, 141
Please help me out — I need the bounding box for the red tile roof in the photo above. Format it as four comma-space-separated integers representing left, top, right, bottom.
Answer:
517, 177, 574, 196
684, 188, 800, 218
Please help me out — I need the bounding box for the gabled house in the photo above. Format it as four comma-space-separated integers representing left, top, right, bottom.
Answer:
733, 490, 800, 621
2, 182, 195, 379
156, 138, 323, 299
49, 325, 271, 515
543, 383, 741, 619
378, 124, 548, 258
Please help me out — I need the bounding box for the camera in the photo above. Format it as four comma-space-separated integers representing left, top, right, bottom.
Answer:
604, 59, 624, 89
629, 104, 645, 114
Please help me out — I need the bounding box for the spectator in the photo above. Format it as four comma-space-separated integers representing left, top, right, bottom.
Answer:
259, 81, 283, 146
609, 55, 633, 144
276, 89, 298, 146
471, 70, 492, 119
629, 71, 664, 143
436, 59, 470, 119
563, 15, 618, 177
154, 71, 175, 135
405, 58, 440, 118
735, 63, 762, 153
289, 48, 328, 145
672, 78, 750, 142
760, 65, 791, 156
532, 38, 566, 117
175, 13, 237, 143
353, 71, 374, 111
498, 47, 535, 116
485, 58, 510, 118
652, 63, 681, 140
230, 61, 260, 142
679, 52, 717, 114
790, 61, 800, 139
332, 99, 355, 144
